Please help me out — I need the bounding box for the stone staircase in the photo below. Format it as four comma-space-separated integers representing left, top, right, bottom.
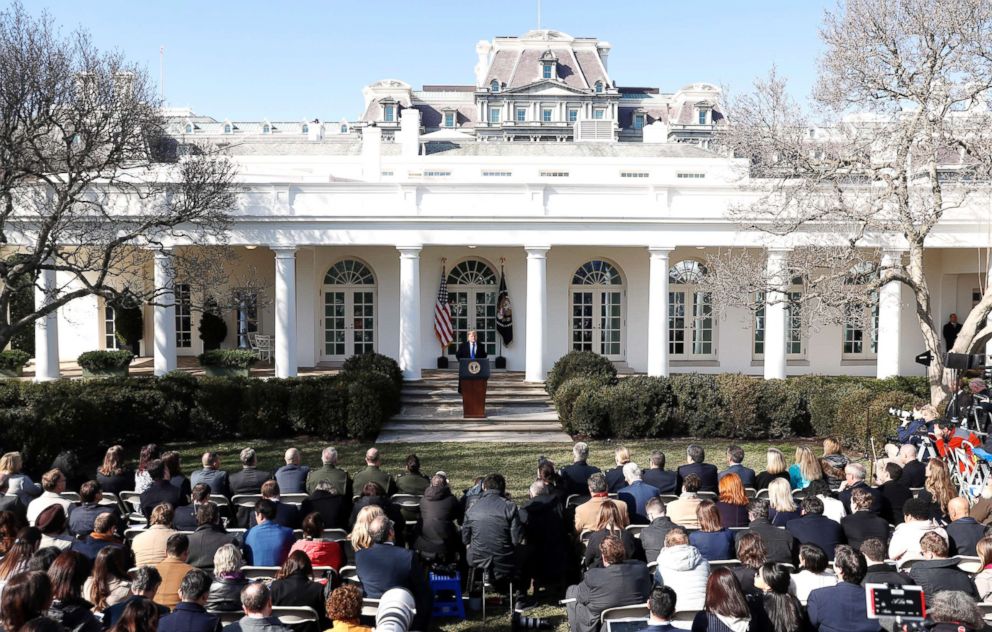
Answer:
375, 370, 573, 443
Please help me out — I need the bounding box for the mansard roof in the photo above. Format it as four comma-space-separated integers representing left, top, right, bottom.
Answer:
483, 30, 611, 92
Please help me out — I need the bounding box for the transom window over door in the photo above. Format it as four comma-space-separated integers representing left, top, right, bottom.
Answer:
570, 260, 625, 360
446, 259, 498, 357
668, 260, 715, 358
322, 259, 376, 361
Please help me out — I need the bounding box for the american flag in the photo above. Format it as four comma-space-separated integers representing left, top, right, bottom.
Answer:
434, 267, 454, 350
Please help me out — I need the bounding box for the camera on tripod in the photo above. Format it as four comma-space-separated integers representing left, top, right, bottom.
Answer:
888, 407, 914, 420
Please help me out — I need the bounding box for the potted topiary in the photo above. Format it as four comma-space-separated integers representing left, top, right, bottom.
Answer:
114, 305, 143, 356
0, 350, 31, 378
77, 350, 134, 378
198, 311, 228, 351
198, 349, 257, 377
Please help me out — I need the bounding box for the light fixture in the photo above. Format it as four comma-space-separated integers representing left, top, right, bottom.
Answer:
245, 245, 258, 250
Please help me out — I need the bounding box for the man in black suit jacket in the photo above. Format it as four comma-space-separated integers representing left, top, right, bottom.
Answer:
899, 445, 926, 488
190, 452, 230, 499
642, 451, 678, 495
274, 448, 309, 494
675, 444, 719, 494
228, 448, 272, 496
249, 480, 301, 530
719, 445, 757, 489
559, 442, 602, 497
909, 532, 979, 599
640, 497, 679, 562
786, 496, 845, 560
604, 447, 631, 493
0, 474, 27, 525
354, 515, 433, 631
68, 480, 116, 538
879, 462, 913, 525
841, 487, 892, 551
455, 330, 487, 395
945, 496, 987, 557
566, 534, 652, 632
837, 463, 882, 514
860, 538, 911, 585
140, 460, 184, 521
300, 480, 350, 530
519, 482, 569, 591
186, 503, 239, 571
737, 499, 797, 564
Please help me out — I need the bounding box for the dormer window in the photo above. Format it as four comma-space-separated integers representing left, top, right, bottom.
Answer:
442, 108, 456, 128
302, 124, 309, 135
594, 81, 604, 94
184, 123, 193, 134
542, 64, 553, 80
490, 79, 500, 93
262, 124, 271, 134
340, 123, 348, 134
383, 104, 395, 123
698, 110, 708, 125
539, 49, 558, 81
223, 123, 232, 134
633, 113, 645, 130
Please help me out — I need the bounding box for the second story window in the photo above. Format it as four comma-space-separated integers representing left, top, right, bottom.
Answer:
593, 109, 605, 120
542, 108, 553, 122
489, 107, 501, 124
383, 104, 395, 123
516, 108, 526, 122
444, 112, 455, 127
567, 109, 578, 122
633, 114, 645, 130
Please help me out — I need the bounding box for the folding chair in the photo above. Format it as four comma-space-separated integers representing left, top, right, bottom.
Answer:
601, 604, 650, 627
625, 524, 646, 539
271, 606, 319, 626
340, 565, 360, 584
280, 493, 307, 506
242, 566, 280, 580
118, 491, 146, 525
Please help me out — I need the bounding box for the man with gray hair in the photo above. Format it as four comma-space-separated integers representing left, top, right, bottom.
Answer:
306, 446, 352, 498
101, 566, 170, 627
221, 582, 292, 632
190, 452, 230, 498
676, 444, 718, 493
228, 447, 271, 497
274, 447, 309, 494
575, 472, 629, 533
642, 450, 677, 494
559, 441, 601, 497
157, 568, 221, 632
838, 462, 882, 514
0, 472, 27, 523
300, 479, 349, 530
355, 514, 433, 630
353, 447, 397, 497
617, 462, 660, 524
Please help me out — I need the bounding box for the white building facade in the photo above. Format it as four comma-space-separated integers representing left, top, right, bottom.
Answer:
37, 30, 992, 383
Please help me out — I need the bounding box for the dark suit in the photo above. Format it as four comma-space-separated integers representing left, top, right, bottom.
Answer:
719, 464, 757, 488
676, 463, 719, 493
274, 464, 310, 494
945, 517, 987, 557
640, 517, 679, 562
879, 480, 913, 525
173, 503, 200, 531
618, 480, 661, 524
604, 466, 627, 493
519, 494, 568, 585
158, 602, 222, 632
0, 494, 27, 524
560, 461, 602, 497
807, 581, 880, 632
270, 573, 328, 631
738, 518, 797, 564
190, 468, 230, 498
186, 524, 239, 570
642, 468, 678, 495
103, 596, 169, 629
67, 502, 116, 538
455, 340, 487, 360
863, 563, 911, 586
249, 500, 301, 530
841, 510, 892, 551
908, 558, 979, 599
72, 535, 128, 562
96, 470, 134, 497
838, 482, 883, 514
355, 543, 433, 630
300, 491, 350, 530
566, 560, 653, 632
901, 460, 926, 489
228, 467, 271, 496
786, 513, 845, 560
140, 480, 185, 521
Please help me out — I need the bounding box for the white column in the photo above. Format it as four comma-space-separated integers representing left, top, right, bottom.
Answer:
525, 246, 550, 382
33, 262, 60, 381
295, 248, 316, 369
398, 246, 422, 381
764, 248, 790, 380
877, 249, 904, 378
648, 247, 674, 377
153, 250, 177, 376
273, 247, 298, 378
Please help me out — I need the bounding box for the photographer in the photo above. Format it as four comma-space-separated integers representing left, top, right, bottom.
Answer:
462, 473, 525, 605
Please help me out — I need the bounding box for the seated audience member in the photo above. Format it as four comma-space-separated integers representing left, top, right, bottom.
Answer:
29, 545, 61, 573
667, 474, 704, 529
719, 445, 757, 489
755, 448, 791, 490
584, 501, 642, 569
878, 462, 913, 525
927, 590, 986, 632
157, 569, 220, 632
414, 474, 463, 564
101, 567, 169, 628
734, 532, 767, 595
228, 447, 271, 496
73, 512, 126, 561
353, 448, 397, 497
244, 498, 295, 566
46, 550, 102, 632
537, 458, 569, 507
270, 550, 329, 630
560, 442, 602, 497
975, 535, 992, 601
638, 585, 679, 632
837, 463, 882, 515
68, 480, 115, 538
787, 496, 844, 561
37, 505, 74, 551
109, 595, 165, 632
566, 535, 652, 632
945, 496, 985, 557
154, 533, 194, 610
463, 474, 522, 594
689, 500, 734, 561
899, 444, 926, 488
307, 446, 352, 498
222, 583, 293, 632
132, 503, 177, 566
26, 469, 72, 526
918, 459, 956, 522
860, 538, 911, 586
186, 502, 239, 571
325, 584, 372, 632
655, 528, 710, 611
1, 453, 42, 510
768, 478, 801, 527
161, 451, 191, 503
676, 444, 719, 493
206, 544, 250, 612
350, 505, 385, 554
756, 562, 806, 632
289, 511, 343, 570
888, 497, 948, 561
820, 436, 850, 488
689, 568, 758, 632
395, 454, 430, 496
301, 480, 350, 531
134, 444, 162, 494
642, 450, 678, 494
250, 480, 302, 529
908, 531, 980, 599
349, 482, 405, 540
139, 460, 183, 522
519, 481, 568, 592
806, 479, 846, 524
575, 472, 629, 533
605, 446, 632, 493
617, 462, 661, 524
84, 546, 132, 611
806, 545, 877, 632
736, 499, 798, 565
375, 588, 417, 632
791, 544, 838, 603
96, 445, 134, 497
970, 476, 992, 526
354, 515, 433, 631
841, 487, 891, 551
789, 446, 825, 490
274, 447, 309, 494
640, 496, 679, 562
872, 443, 900, 485
0, 474, 28, 525
715, 472, 750, 528
1, 571, 52, 632
190, 451, 230, 498
174, 483, 213, 532
0, 527, 42, 588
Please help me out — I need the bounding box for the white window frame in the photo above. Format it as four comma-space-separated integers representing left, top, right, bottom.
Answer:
542, 108, 553, 122
668, 260, 717, 360
594, 81, 604, 94
542, 64, 553, 80
443, 111, 455, 128
175, 283, 192, 349
490, 79, 500, 93
633, 113, 645, 130
104, 303, 119, 350
489, 107, 502, 125
593, 108, 606, 120
383, 105, 395, 123
516, 107, 527, 122
567, 108, 579, 122
842, 297, 879, 359
753, 289, 805, 359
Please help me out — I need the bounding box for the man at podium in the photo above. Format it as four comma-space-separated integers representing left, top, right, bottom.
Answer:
455, 330, 487, 394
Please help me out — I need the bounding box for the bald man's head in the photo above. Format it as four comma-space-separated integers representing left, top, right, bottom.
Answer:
365, 448, 380, 465
948, 496, 970, 522
284, 448, 300, 465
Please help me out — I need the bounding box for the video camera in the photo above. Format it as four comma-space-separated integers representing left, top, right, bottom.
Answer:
888, 407, 914, 421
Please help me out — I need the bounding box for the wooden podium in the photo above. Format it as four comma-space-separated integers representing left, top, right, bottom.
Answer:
459, 358, 490, 418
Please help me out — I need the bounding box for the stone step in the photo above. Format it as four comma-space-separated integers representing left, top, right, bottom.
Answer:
376, 430, 573, 443
400, 395, 553, 405
383, 420, 564, 431
391, 410, 559, 422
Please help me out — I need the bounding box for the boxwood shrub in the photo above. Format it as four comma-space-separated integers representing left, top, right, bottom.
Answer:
77, 350, 134, 371
554, 376, 611, 433
197, 349, 258, 368
546, 351, 617, 397
0, 349, 31, 373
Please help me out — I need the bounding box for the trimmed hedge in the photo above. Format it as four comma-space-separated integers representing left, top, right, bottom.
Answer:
545, 351, 617, 397
77, 350, 134, 371
0, 353, 402, 470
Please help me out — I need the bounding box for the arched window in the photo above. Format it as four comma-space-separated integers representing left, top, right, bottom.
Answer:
572, 260, 623, 285
594, 81, 604, 94
223, 123, 232, 134
340, 124, 348, 134
322, 259, 376, 359
324, 259, 375, 285
842, 262, 878, 358
447, 259, 497, 286
302, 124, 309, 135
262, 124, 271, 134
571, 260, 624, 359
490, 79, 500, 93
446, 259, 498, 357
668, 260, 714, 357
184, 123, 193, 134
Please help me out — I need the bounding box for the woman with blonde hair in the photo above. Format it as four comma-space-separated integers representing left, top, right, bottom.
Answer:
755, 448, 790, 490
0, 452, 41, 506
788, 447, 823, 490
582, 500, 641, 569
975, 535, 992, 601
918, 459, 956, 521
716, 472, 750, 528
350, 504, 385, 551
206, 543, 251, 612
767, 478, 800, 526
820, 437, 849, 487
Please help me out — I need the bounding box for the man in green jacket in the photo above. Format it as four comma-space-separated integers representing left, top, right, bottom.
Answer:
306, 447, 352, 498
353, 448, 397, 497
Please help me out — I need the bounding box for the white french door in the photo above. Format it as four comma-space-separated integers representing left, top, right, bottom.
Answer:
321, 288, 375, 361
446, 289, 498, 357
571, 289, 624, 360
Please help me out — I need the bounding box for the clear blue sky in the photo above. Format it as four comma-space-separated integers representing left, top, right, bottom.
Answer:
16, 0, 833, 121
